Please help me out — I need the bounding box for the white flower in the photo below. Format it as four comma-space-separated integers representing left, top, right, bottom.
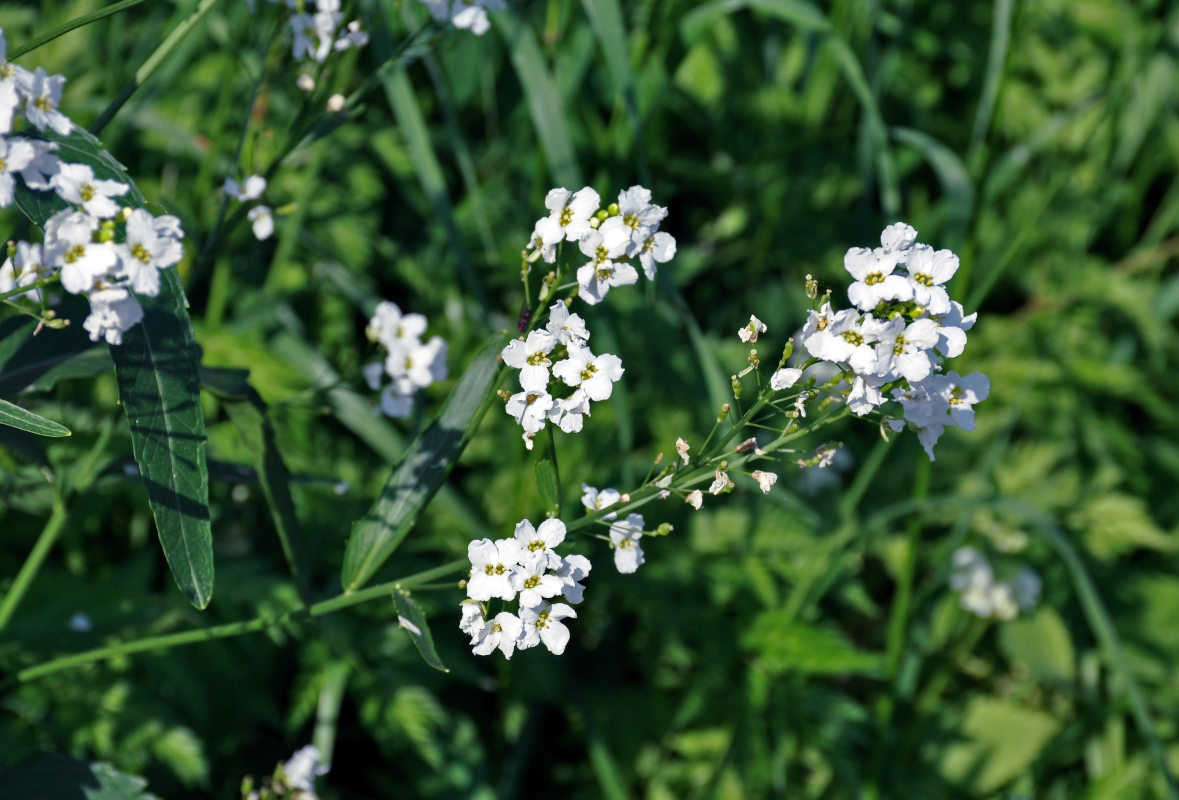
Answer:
879, 222, 918, 256
325, 93, 346, 113
905, 245, 959, 315
798, 302, 836, 346
518, 601, 577, 654
513, 517, 566, 569
471, 611, 523, 658
847, 374, 887, 415
385, 335, 448, 391
465, 537, 523, 601
556, 554, 592, 604
1011, 568, 1042, 612
609, 513, 645, 573
751, 470, 777, 494
505, 388, 553, 434
930, 301, 976, 359
248, 205, 274, 240
872, 317, 939, 383
675, 437, 690, 465
296, 72, 316, 92
0, 135, 35, 207
0, 241, 45, 301
114, 209, 184, 296
420, 0, 506, 36
794, 391, 810, 418
581, 484, 620, 517
501, 329, 557, 392
224, 174, 267, 201
739, 315, 767, 343
934, 371, 990, 432
547, 389, 590, 433
532, 186, 600, 252
545, 301, 589, 346
15, 138, 60, 191
708, 469, 734, 495
459, 601, 485, 637
22, 67, 71, 135
511, 551, 564, 608
50, 162, 128, 219
83, 287, 144, 346
637, 230, 676, 280
803, 309, 890, 376
844, 246, 913, 311
367, 301, 427, 348
43, 210, 118, 294
600, 185, 667, 255
551, 345, 624, 401
685, 489, 703, 510
575, 226, 638, 305
0, 76, 19, 135
334, 19, 369, 50
378, 384, 414, 418
283, 745, 328, 794
770, 367, 802, 391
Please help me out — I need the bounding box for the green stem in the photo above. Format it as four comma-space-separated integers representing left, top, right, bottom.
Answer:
9, 558, 468, 686
0, 278, 57, 304
0, 498, 68, 631
90, 0, 229, 136
7, 0, 153, 60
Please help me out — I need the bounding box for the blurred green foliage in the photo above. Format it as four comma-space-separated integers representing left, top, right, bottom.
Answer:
2, 0, 1179, 797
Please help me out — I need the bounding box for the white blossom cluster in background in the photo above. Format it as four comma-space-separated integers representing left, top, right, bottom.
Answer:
795, 222, 988, 460
501, 300, 623, 449
461, 518, 590, 658
253, 0, 369, 64
364, 300, 448, 418
418, 0, 506, 36
581, 484, 648, 573
950, 546, 1041, 620
527, 185, 677, 305
242, 744, 328, 800
1, 30, 186, 346
223, 174, 274, 241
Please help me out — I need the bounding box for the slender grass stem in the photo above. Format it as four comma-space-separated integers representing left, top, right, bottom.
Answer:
0, 498, 68, 632
8, 559, 469, 686
7, 0, 153, 60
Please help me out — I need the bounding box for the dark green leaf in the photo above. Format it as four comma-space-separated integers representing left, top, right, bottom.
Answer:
342, 333, 508, 592
0, 397, 71, 437
535, 458, 560, 516
393, 590, 449, 673
743, 612, 883, 676
0, 307, 97, 398
12, 126, 212, 608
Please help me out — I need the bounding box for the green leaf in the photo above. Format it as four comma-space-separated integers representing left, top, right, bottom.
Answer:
939, 697, 1060, 793
998, 607, 1076, 684
534, 458, 560, 516
341, 333, 508, 592
12, 126, 212, 608
0, 397, 71, 437
742, 612, 883, 676
0, 308, 98, 398
1, 752, 159, 800
394, 590, 449, 673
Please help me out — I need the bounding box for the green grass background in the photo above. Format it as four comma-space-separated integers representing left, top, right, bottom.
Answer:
2, 0, 1178, 797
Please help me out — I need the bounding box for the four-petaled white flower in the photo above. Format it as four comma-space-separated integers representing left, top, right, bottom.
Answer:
50, 162, 128, 219
556, 554, 592, 603
551, 345, 624, 401
224, 174, 267, 202
546, 301, 590, 346
505, 388, 553, 434
685, 489, 703, 510
708, 469, 734, 495
248, 205, 274, 240
22, 67, 71, 135
770, 367, 802, 391
844, 246, 913, 311
501, 329, 557, 391
82, 287, 144, 346
904, 245, 959, 315
512, 551, 565, 608
114, 209, 183, 296
637, 230, 676, 280
43, 210, 117, 294
0, 136, 34, 207
739, 315, 767, 343
466, 537, 523, 601
513, 517, 566, 569
519, 601, 577, 654
532, 186, 600, 255
675, 437, 690, 465
600, 185, 668, 255
751, 470, 777, 494
471, 611, 524, 658
576, 226, 638, 305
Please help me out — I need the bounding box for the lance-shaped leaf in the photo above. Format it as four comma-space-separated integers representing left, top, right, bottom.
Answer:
12, 127, 211, 608
342, 333, 508, 592
393, 590, 448, 673
0, 397, 71, 437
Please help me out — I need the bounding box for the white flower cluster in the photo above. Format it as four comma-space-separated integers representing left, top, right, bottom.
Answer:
223, 174, 274, 241
950, 546, 1041, 621
1, 31, 185, 345
260, 0, 369, 64
800, 222, 988, 460
502, 301, 623, 448
418, 0, 506, 36
526, 185, 677, 305
364, 300, 447, 418
461, 518, 590, 658
581, 484, 646, 573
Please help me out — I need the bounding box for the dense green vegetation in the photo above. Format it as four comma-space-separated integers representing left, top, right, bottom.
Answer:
2, 0, 1178, 797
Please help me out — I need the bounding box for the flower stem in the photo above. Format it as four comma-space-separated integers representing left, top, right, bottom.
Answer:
7, 558, 468, 686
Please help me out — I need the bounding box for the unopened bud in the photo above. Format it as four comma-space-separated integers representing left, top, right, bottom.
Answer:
731, 375, 742, 399
655, 453, 664, 465
620, 493, 631, 503
804, 274, 818, 299
296, 73, 315, 92
606, 203, 620, 216
779, 337, 794, 365
326, 93, 346, 113
654, 522, 674, 536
